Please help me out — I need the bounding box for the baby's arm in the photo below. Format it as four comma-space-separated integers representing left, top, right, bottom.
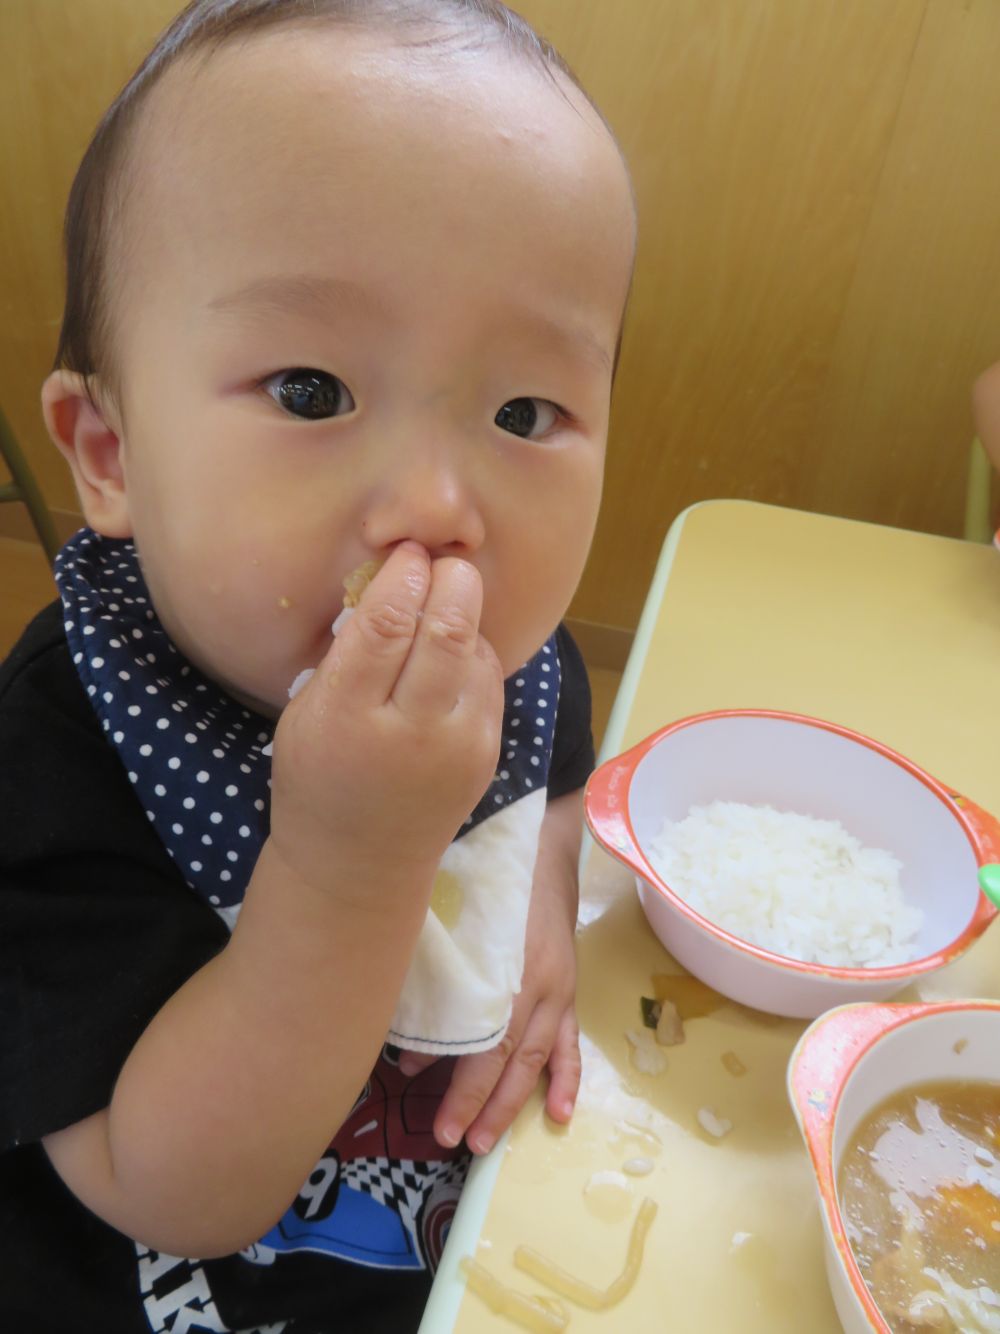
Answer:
401, 787, 584, 1155
973, 361, 1000, 472
43, 543, 504, 1259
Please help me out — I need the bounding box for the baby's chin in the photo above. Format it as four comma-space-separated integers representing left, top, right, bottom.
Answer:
219, 673, 286, 721
487, 622, 556, 681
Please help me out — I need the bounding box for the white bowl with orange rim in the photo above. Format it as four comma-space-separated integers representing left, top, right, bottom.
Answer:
584, 709, 1000, 1018
787, 1000, 1000, 1332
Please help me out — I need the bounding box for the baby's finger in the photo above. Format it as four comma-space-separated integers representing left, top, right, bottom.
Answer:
542, 1008, 581, 1125
434, 1008, 557, 1155
456, 632, 505, 725
391, 558, 483, 719
315, 542, 430, 706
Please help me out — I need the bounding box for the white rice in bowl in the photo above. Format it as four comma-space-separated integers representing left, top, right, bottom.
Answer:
646, 801, 923, 967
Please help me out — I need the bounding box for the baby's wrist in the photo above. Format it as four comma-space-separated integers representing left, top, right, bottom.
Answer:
256, 832, 439, 918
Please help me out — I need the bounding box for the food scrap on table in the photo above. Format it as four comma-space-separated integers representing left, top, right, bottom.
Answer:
621, 1157, 654, 1177
721, 1050, 748, 1078
696, 1106, 733, 1140
615, 1119, 662, 1150
650, 973, 726, 1020
460, 1257, 569, 1332
640, 996, 685, 1047
514, 1197, 658, 1311
654, 998, 685, 1046
625, 1028, 668, 1076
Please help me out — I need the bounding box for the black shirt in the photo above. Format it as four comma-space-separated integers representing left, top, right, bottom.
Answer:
0, 603, 594, 1333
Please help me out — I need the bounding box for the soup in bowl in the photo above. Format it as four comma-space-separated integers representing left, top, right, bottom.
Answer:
788, 1001, 1000, 1332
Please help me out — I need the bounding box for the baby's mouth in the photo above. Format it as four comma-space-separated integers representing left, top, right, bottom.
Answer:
273, 560, 388, 718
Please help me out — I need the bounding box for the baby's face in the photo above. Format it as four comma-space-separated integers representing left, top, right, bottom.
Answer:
107, 26, 634, 713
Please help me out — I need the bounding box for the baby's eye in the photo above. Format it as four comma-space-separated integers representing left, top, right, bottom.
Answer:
494, 397, 560, 440
262, 368, 355, 420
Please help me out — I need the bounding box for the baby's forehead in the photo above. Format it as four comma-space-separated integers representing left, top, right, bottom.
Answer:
110, 24, 633, 358
131, 23, 621, 212
149, 27, 553, 141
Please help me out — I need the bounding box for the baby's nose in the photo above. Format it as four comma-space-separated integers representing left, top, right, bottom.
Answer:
362, 455, 485, 558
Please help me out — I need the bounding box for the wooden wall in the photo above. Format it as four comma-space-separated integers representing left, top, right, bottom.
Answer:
3, 0, 1000, 634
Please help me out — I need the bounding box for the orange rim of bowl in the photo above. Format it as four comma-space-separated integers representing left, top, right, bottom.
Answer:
788, 999, 1000, 1331
584, 708, 1000, 980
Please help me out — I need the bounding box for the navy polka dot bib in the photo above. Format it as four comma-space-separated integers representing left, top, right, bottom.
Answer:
55, 530, 560, 1049
55, 531, 275, 925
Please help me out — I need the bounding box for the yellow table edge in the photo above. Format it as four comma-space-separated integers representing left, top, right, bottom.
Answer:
418, 499, 706, 1333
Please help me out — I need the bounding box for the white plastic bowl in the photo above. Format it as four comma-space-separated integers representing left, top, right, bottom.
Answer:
584, 709, 1000, 1018
788, 1000, 1000, 1332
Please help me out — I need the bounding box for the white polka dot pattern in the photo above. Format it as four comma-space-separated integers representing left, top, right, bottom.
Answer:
459, 642, 560, 838
55, 531, 273, 911
55, 529, 561, 923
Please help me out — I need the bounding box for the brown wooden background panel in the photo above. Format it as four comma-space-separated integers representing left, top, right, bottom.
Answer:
3, 0, 1000, 635
531, 0, 933, 629
0, 0, 179, 514
804, 0, 1000, 535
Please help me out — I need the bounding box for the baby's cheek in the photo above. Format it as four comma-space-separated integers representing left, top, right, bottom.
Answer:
482, 594, 562, 679
196, 597, 300, 704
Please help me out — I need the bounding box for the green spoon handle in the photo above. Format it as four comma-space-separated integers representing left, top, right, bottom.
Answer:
978, 863, 1000, 909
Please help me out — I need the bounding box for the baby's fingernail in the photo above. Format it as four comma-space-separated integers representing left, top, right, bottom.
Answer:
438, 1124, 461, 1148
561, 1100, 575, 1118
469, 1132, 494, 1155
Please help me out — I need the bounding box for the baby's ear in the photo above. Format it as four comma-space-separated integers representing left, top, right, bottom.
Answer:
41, 370, 132, 538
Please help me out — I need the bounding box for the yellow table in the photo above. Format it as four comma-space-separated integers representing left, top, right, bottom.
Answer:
422, 500, 1000, 1333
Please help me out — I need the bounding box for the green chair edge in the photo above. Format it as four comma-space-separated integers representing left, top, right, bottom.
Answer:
964, 436, 994, 545
0, 404, 60, 566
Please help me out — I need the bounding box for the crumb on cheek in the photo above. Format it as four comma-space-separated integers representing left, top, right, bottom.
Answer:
277, 595, 293, 610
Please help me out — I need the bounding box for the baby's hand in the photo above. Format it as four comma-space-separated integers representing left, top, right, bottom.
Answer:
267, 542, 504, 896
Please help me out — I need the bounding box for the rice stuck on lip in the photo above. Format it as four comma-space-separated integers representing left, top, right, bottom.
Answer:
646, 802, 923, 967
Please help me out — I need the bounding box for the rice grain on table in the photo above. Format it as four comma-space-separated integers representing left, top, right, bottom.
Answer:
646, 801, 922, 967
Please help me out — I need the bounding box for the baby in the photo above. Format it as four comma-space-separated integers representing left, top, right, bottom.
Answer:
0, 0, 635, 1329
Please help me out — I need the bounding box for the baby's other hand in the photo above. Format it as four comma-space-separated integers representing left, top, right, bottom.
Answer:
267, 542, 504, 895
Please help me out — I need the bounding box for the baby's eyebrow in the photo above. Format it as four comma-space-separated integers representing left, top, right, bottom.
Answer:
205, 274, 379, 323
520, 311, 613, 375
205, 272, 612, 373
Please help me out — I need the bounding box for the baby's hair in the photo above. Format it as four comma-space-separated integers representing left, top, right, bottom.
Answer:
53, 0, 607, 410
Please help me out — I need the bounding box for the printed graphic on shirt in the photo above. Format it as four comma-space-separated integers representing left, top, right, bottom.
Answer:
137, 1050, 467, 1332
253, 1048, 466, 1272
138, 1247, 280, 1334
